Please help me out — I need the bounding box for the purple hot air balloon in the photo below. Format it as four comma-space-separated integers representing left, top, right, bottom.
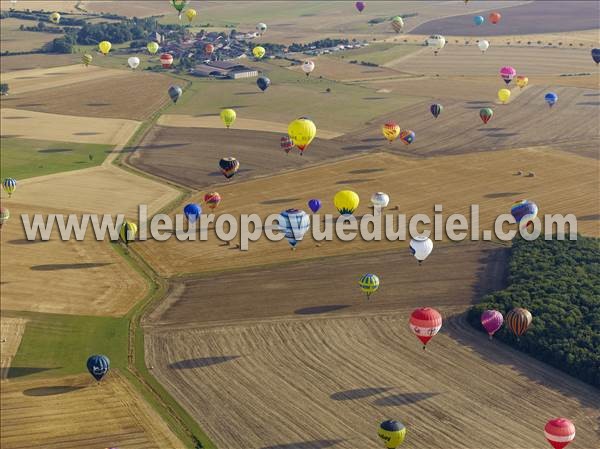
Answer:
355, 1, 365, 12
481, 310, 504, 339
308, 199, 321, 213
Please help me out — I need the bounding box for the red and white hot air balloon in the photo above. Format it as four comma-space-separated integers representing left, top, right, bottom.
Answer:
545, 418, 575, 449
409, 307, 442, 349
160, 53, 174, 69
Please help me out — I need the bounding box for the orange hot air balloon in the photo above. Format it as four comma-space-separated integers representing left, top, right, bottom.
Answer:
160, 53, 174, 68
409, 307, 442, 349
506, 307, 532, 337
489, 12, 501, 24
204, 192, 221, 210
204, 43, 215, 55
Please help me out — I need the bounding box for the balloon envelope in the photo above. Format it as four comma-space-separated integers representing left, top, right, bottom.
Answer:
506, 307, 532, 337
119, 220, 137, 245
355, 1, 365, 12
516, 75, 528, 89
185, 8, 197, 23
592, 48, 600, 64
473, 15, 484, 25
50, 12, 61, 23
359, 274, 379, 299
82, 54, 93, 66
545, 92, 558, 107
204, 192, 221, 210
378, 419, 406, 449
545, 418, 575, 449
128, 56, 140, 69
308, 199, 321, 213
168, 85, 183, 103
183, 203, 201, 222
511, 199, 538, 225
160, 53, 174, 68
371, 192, 389, 208
480, 107, 493, 124
498, 88, 511, 103
399, 129, 415, 145
257, 76, 271, 91
302, 60, 315, 75
481, 310, 504, 337
147, 41, 159, 54
430, 103, 443, 118
86, 355, 110, 381
98, 41, 112, 55
281, 136, 294, 153
409, 307, 442, 347
204, 43, 215, 54
220, 108, 236, 128
252, 46, 266, 59
2, 177, 17, 197
219, 157, 240, 179
427, 35, 446, 53
499, 66, 516, 84
409, 235, 433, 263
391, 16, 404, 33
382, 121, 400, 142
278, 209, 310, 248
489, 11, 501, 24
334, 190, 360, 215
478, 40, 489, 52
288, 118, 316, 152
0, 207, 9, 228
256, 22, 267, 33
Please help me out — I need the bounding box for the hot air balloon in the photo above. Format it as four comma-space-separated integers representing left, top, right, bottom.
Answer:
545, 418, 575, 449
204, 192, 221, 210
592, 48, 600, 64
278, 208, 310, 249
355, 1, 365, 13
252, 46, 266, 59
281, 136, 294, 154
481, 310, 504, 339
147, 41, 159, 54
256, 22, 267, 34
49, 12, 60, 24
82, 54, 93, 67
545, 92, 558, 108
479, 107, 493, 124
499, 66, 516, 84
334, 190, 360, 216
489, 12, 501, 24
183, 203, 202, 223
160, 53, 174, 68
170, 0, 188, 19
99, 41, 112, 55
128, 56, 140, 69
391, 16, 404, 33
382, 121, 400, 143
359, 273, 379, 300
430, 103, 443, 118
427, 35, 446, 55
308, 199, 321, 213
204, 43, 215, 55
0, 207, 9, 229
506, 307, 532, 337
409, 236, 433, 264
2, 178, 16, 197
168, 85, 183, 103
185, 8, 197, 23
119, 220, 137, 245
511, 199, 538, 227
378, 420, 406, 448
371, 192, 389, 208
473, 15, 484, 26
478, 39, 489, 53
219, 157, 239, 179
288, 117, 316, 154
410, 307, 442, 349
302, 60, 315, 77
399, 130, 415, 145
516, 75, 528, 89
87, 355, 110, 382
257, 76, 271, 92
498, 88, 511, 104
220, 108, 236, 128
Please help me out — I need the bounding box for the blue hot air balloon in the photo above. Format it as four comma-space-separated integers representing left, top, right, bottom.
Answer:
278, 208, 310, 249
473, 15, 485, 25
430, 103, 443, 119
591, 48, 600, 64
544, 92, 558, 108
86, 354, 110, 382
257, 76, 271, 92
511, 199, 538, 226
308, 199, 321, 213
183, 203, 202, 223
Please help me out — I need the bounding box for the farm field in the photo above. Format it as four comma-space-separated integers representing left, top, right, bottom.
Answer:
0, 1, 80, 12
0, 137, 112, 179
0, 317, 27, 379
145, 243, 600, 449
326, 42, 422, 66
0, 372, 183, 449
0, 18, 59, 52
0, 53, 80, 72
133, 148, 598, 277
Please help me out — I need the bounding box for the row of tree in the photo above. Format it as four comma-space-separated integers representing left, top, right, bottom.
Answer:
467, 235, 600, 387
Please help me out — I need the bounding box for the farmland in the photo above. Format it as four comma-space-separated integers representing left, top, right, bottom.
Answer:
0, 18, 59, 52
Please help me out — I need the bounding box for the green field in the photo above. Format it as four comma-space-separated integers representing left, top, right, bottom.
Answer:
0, 137, 113, 179
329, 42, 421, 65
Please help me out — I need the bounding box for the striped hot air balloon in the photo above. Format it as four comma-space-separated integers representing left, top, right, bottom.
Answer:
278, 208, 310, 250
359, 273, 379, 299
545, 418, 575, 449
506, 307, 532, 337
2, 178, 16, 197
119, 220, 137, 246
391, 16, 404, 34
499, 66, 516, 85
430, 103, 443, 118
160, 53, 174, 68
399, 129, 415, 145
382, 121, 400, 143
511, 199, 538, 227
219, 157, 240, 179
204, 192, 221, 210
280, 136, 294, 154
0, 207, 9, 229
410, 307, 442, 349
480, 107, 493, 124
82, 54, 93, 66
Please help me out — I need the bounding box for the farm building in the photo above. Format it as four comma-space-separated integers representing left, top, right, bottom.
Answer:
190, 61, 258, 79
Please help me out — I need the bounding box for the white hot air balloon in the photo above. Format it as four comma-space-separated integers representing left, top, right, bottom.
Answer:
478, 40, 490, 53
371, 192, 390, 214
256, 22, 267, 35
128, 56, 141, 69
426, 35, 446, 55
409, 235, 433, 264
302, 60, 315, 77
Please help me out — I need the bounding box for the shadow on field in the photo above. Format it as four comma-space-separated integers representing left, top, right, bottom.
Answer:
576, 101, 600, 106
330, 387, 392, 401
235, 91, 260, 95
582, 93, 600, 97
261, 440, 343, 449
341, 144, 379, 151
374, 392, 439, 406
361, 137, 384, 143
30, 262, 112, 271
295, 305, 350, 315
335, 178, 374, 184
169, 355, 240, 369
363, 97, 386, 100
86, 103, 111, 107
1, 134, 24, 138
3, 116, 29, 119
24, 385, 85, 396
577, 214, 600, 221
487, 133, 519, 138
38, 148, 73, 153
484, 192, 523, 199
348, 168, 385, 174
73, 132, 101, 136
5, 367, 56, 378
260, 197, 300, 205
8, 239, 48, 245
477, 127, 505, 132
16, 103, 45, 107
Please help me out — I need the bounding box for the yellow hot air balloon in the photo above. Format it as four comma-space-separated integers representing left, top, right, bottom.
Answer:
498, 88, 511, 104
334, 190, 360, 215
98, 41, 112, 55
516, 75, 528, 89
119, 220, 137, 246
185, 8, 197, 23
81, 54, 93, 67
147, 41, 159, 54
220, 109, 236, 128
378, 420, 407, 448
382, 121, 400, 143
287, 118, 316, 154
252, 46, 266, 59
50, 12, 61, 24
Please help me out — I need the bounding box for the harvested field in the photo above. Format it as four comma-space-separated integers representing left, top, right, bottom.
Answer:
2, 68, 174, 120
0, 371, 183, 449
133, 148, 599, 277
0, 317, 27, 379
0, 1, 80, 12
0, 202, 147, 317
145, 243, 600, 449
0, 54, 80, 73
0, 18, 60, 52
0, 108, 139, 144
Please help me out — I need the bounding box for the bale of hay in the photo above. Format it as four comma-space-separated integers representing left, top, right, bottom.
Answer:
527, 171, 536, 177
